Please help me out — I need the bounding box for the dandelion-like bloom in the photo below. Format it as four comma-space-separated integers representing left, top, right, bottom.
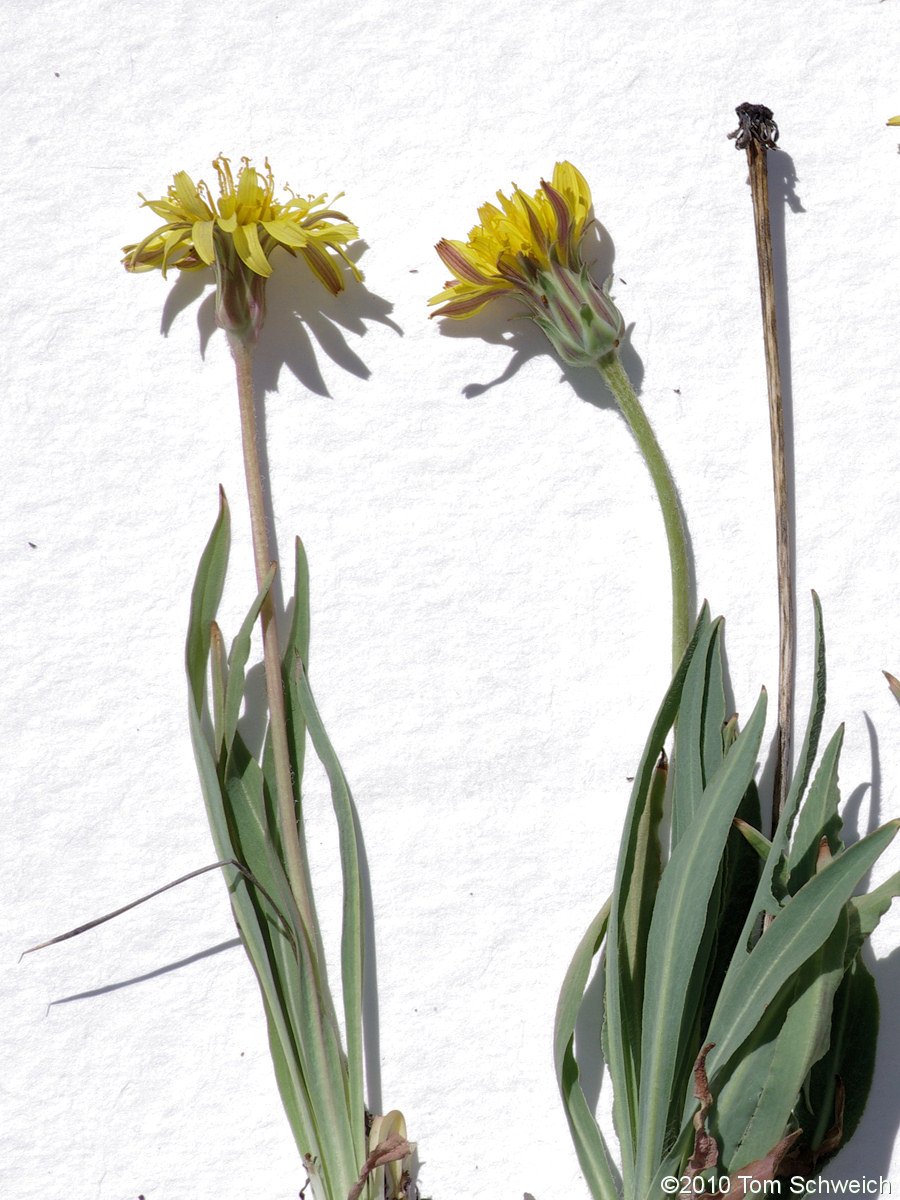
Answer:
429, 161, 624, 368
122, 155, 360, 343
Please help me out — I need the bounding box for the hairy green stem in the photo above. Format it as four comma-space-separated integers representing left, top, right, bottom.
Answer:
597, 352, 691, 673
229, 333, 319, 942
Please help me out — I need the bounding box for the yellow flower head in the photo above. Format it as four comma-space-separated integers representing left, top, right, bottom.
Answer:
123, 156, 361, 343
429, 161, 592, 319
430, 162, 624, 367
123, 155, 360, 290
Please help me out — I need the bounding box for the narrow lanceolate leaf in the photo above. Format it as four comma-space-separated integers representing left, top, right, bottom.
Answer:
222, 561, 276, 757
773, 592, 828, 873
786, 724, 844, 893
605, 606, 709, 1189
284, 535, 311, 670
185, 499, 233, 868
633, 689, 767, 1198
692, 779, 763, 1105
553, 899, 620, 1200
282, 538, 311, 844
704, 819, 900, 1087
210, 621, 228, 755
289, 648, 366, 1167
788, 591, 828, 817
621, 754, 668, 1029
733, 818, 771, 862
186, 488, 230, 713
671, 618, 725, 848
702, 626, 729, 783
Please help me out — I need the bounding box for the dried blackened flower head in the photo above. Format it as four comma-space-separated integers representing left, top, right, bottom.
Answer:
728, 103, 779, 151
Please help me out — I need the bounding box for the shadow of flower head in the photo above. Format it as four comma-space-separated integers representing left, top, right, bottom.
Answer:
158, 239, 400, 398
254, 243, 400, 399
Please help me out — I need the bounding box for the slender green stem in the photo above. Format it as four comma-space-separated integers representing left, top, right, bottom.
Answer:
228, 333, 319, 943
597, 351, 691, 672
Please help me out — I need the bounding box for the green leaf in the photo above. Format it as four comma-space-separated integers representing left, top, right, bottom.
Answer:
671, 617, 726, 848
222, 561, 277, 757
696, 780, 763, 1067
210, 622, 227, 756
621, 753, 668, 1038
282, 538, 311, 838
222, 740, 324, 1155
553, 899, 620, 1200
633, 688, 767, 1196
186, 488, 230, 714
848, 867, 900, 948
733, 817, 771, 862
285, 535, 311, 671
787, 725, 845, 894
801, 952, 879, 1160
704, 818, 900, 1088
287, 647, 366, 1165
604, 604, 710, 1189
771, 592, 829, 900
714, 908, 848, 1170
785, 592, 829, 827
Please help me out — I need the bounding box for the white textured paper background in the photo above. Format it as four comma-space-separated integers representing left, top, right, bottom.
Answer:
5, 1, 900, 1197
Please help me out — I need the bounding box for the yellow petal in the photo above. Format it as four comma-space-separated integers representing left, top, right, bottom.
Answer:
191, 218, 217, 266
435, 237, 497, 285
171, 172, 213, 221
141, 196, 189, 221
301, 240, 344, 294
231, 221, 272, 276
429, 285, 511, 317
217, 207, 238, 233
552, 161, 592, 211
235, 165, 264, 220
158, 227, 192, 278
329, 241, 363, 282
260, 217, 310, 248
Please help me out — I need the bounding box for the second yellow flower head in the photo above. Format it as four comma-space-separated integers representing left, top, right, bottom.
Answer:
429, 161, 593, 318
430, 162, 624, 368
